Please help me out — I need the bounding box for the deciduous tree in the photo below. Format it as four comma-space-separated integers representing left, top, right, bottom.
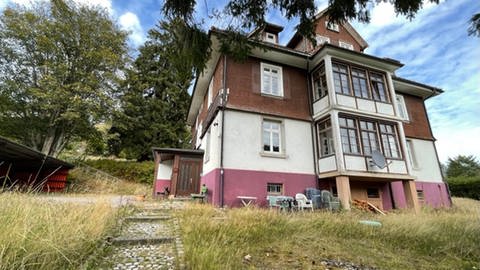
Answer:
446, 155, 480, 178
0, 0, 128, 157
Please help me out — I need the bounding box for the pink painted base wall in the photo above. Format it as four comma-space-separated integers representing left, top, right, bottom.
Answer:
154, 179, 171, 195
201, 168, 317, 207
390, 181, 451, 209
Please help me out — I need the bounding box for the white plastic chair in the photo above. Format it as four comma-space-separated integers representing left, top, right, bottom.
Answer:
295, 193, 313, 211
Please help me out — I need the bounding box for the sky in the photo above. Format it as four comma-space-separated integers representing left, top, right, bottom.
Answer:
1, 0, 479, 163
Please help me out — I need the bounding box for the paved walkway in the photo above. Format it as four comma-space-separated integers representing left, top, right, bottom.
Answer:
104, 200, 186, 270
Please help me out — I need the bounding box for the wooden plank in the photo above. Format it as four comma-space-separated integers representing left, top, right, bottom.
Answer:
367, 201, 387, 215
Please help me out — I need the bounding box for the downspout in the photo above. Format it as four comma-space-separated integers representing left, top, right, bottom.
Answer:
306, 57, 318, 180
220, 55, 227, 207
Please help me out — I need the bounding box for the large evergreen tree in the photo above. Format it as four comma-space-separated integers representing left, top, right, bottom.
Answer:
109, 20, 193, 161
0, 0, 128, 157
446, 155, 480, 178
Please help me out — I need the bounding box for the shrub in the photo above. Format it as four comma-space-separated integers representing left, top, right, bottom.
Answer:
447, 176, 480, 200
83, 159, 154, 184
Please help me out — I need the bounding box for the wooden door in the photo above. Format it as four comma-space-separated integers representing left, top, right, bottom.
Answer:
175, 157, 202, 196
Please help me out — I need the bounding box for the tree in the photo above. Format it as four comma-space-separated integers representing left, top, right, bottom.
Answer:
468, 12, 480, 37
0, 0, 128, 157
446, 155, 480, 178
161, 0, 440, 73
109, 20, 193, 161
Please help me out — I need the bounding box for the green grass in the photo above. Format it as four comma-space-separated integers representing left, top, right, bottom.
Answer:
177, 197, 480, 270
0, 193, 121, 270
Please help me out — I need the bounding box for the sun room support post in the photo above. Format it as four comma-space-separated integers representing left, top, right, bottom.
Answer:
403, 180, 420, 213
336, 176, 351, 210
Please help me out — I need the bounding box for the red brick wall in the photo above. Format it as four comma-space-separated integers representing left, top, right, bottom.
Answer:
402, 94, 434, 140
225, 56, 311, 121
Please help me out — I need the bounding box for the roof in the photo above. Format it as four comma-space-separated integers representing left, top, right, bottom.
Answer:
392, 76, 444, 93
0, 136, 74, 169
392, 76, 444, 99
248, 22, 284, 38
151, 147, 204, 155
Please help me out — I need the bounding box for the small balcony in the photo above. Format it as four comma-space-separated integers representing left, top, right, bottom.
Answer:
201, 91, 225, 138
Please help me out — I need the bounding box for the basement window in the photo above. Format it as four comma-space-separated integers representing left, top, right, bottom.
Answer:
417, 190, 424, 200
267, 183, 283, 195
367, 188, 380, 198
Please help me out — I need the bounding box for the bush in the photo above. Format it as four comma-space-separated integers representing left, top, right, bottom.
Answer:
447, 176, 480, 200
83, 159, 154, 185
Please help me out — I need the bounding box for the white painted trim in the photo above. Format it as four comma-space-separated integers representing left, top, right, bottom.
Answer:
260, 62, 284, 97
330, 110, 346, 173
395, 94, 410, 121
324, 55, 337, 106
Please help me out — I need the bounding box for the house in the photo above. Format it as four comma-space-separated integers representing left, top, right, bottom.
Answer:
0, 136, 74, 192
152, 10, 451, 211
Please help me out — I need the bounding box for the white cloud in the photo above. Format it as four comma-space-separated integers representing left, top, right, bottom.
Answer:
435, 127, 480, 163
119, 11, 145, 47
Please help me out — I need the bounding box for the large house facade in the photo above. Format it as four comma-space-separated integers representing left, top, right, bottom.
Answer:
153, 11, 451, 211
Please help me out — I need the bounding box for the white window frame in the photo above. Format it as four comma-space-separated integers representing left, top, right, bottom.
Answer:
395, 94, 409, 121
196, 122, 202, 149
261, 118, 286, 157
406, 139, 419, 169
204, 128, 211, 163
207, 76, 214, 107
325, 21, 339, 32
264, 32, 276, 43
260, 63, 284, 97
339, 41, 354, 50
316, 35, 330, 46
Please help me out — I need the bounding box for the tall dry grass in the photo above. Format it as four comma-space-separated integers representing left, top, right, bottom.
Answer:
177, 197, 480, 270
0, 193, 120, 270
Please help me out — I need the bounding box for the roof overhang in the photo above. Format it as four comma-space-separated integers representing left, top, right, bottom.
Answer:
0, 136, 74, 169
311, 44, 404, 73
392, 76, 443, 99
151, 147, 204, 162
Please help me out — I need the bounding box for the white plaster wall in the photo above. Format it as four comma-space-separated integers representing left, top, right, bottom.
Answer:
313, 96, 329, 116
357, 99, 375, 113
388, 160, 408, 174
376, 102, 394, 116
408, 138, 443, 182
199, 111, 222, 174
318, 155, 337, 172
345, 155, 366, 171
157, 160, 173, 180
223, 110, 315, 174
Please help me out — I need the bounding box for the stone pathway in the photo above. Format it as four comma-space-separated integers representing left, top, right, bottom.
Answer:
102, 200, 186, 270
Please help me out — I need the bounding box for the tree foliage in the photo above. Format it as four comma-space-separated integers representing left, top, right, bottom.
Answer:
109, 20, 193, 161
0, 0, 128, 157
161, 0, 440, 72
446, 155, 480, 178
468, 12, 480, 37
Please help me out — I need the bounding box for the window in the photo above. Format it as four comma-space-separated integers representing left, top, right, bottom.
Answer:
317, 118, 334, 157
371, 72, 388, 102
262, 120, 282, 153
207, 76, 214, 107
204, 128, 211, 163
339, 115, 402, 159
331, 61, 392, 103
267, 183, 283, 195
351, 68, 369, 99
380, 123, 401, 158
416, 190, 424, 200
339, 41, 354, 50
332, 63, 351, 95
325, 21, 339, 32
265, 32, 276, 43
396, 94, 409, 121
261, 63, 283, 97
315, 35, 330, 45
339, 117, 360, 154
367, 188, 380, 198
360, 120, 379, 156
406, 139, 418, 169
312, 63, 328, 100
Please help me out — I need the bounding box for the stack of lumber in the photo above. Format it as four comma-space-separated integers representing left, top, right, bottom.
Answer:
352, 199, 386, 215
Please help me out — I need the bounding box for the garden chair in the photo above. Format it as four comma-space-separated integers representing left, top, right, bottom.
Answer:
191, 184, 208, 203
320, 190, 341, 211
295, 193, 313, 211
267, 196, 280, 209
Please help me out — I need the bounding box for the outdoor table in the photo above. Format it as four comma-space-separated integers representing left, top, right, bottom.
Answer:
237, 196, 257, 206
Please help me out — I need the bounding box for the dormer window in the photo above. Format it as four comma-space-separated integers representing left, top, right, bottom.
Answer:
316, 35, 330, 46
325, 21, 339, 32
339, 41, 354, 50
264, 32, 276, 43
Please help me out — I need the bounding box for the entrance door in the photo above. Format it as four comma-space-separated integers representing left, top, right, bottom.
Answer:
175, 157, 202, 196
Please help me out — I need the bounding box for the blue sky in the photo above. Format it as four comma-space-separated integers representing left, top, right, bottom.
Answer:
1, 0, 479, 163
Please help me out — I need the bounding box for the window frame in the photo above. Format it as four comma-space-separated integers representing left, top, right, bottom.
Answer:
260, 62, 284, 97
311, 62, 328, 101
406, 139, 418, 169
351, 68, 370, 99
325, 21, 339, 32
332, 62, 351, 95
264, 32, 276, 43
315, 34, 331, 45
395, 94, 409, 121
370, 72, 390, 103
379, 123, 402, 159
267, 183, 283, 195
317, 117, 335, 157
359, 120, 380, 156
339, 41, 354, 50
339, 116, 361, 155
261, 118, 285, 157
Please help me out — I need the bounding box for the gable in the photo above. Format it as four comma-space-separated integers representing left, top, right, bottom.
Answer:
286, 12, 368, 53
